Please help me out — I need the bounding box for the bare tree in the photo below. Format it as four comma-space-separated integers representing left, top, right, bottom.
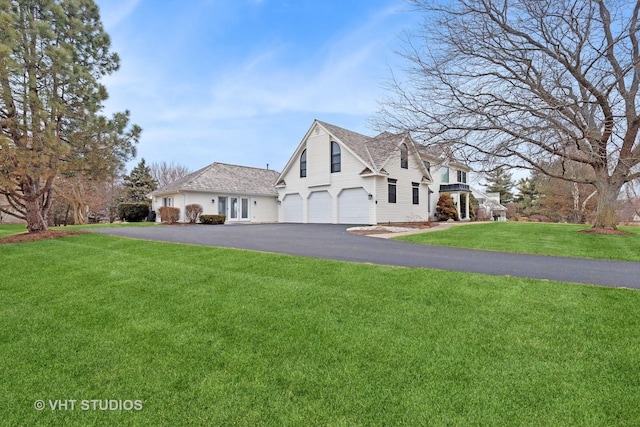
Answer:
376, 0, 640, 233
150, 161, 192, 188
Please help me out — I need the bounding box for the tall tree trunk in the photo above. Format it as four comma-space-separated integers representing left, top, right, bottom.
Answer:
23, 182, 52, 233
591, 180, 623, 232
24, 197, 48, 233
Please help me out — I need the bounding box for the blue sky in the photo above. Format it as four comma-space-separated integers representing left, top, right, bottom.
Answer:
95, 0, 419, 174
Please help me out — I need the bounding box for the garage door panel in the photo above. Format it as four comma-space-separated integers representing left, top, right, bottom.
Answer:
308, 191, 332, 223
282, 193, 303, 223
338, 188, 369, 224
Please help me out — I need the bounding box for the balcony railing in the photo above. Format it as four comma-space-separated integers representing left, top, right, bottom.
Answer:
439, 183, 470, 192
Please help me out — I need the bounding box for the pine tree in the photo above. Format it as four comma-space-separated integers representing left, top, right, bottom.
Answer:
122, 159, 157, 204
0, 0, 140, 233
514, 176, 540, 216
483, 168, 515, 204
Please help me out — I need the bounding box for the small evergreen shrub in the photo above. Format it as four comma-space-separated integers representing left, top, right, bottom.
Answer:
185, 204, 203, 224
158, 206, 180, 224
200, 214, 226, 224
117, 203, 150, 222
436, 193, 459, 221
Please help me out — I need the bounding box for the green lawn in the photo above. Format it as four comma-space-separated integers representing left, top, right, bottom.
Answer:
1, 232, 639, 426
399, 222, 640, 262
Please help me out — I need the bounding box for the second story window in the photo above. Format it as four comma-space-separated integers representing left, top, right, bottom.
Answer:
300, 149, 307, 178
441, 167, 449, 183
457, 170, 467, 183
400, 143, 408, 169
331, 141, 341, 173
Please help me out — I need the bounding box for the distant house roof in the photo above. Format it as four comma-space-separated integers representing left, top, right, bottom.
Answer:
150, 163, 280, 197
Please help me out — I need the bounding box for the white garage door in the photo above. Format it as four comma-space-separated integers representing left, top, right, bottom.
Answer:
282, 193, 303, 223
308, 191, 332, 223
338, 188, 369, 224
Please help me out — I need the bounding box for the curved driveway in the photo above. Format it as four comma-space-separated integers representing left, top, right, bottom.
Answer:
92, 224, 640, 289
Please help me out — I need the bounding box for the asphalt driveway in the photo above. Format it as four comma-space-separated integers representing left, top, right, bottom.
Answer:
92, 223, 640, 289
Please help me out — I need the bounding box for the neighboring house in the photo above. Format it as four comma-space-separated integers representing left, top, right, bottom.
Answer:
149, 163, 280, 223
472, 189, 508, 221
275, 120, 472, 224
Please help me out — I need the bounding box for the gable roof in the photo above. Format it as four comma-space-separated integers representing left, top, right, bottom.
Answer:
150, 162, 280, 197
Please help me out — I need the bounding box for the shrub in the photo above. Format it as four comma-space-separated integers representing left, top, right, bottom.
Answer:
200, 214, 226, 225
117, 203, 150, 222
435, 193, 459, 221
185, 204, 203, 224
158, 206, 180, 224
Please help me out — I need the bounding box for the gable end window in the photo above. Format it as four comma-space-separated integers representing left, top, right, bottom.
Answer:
300, 149, 307, 178
400, 143, 408, 169
331, 141, 341, 173
412, 182, 419, 205
388, 178, 397, 204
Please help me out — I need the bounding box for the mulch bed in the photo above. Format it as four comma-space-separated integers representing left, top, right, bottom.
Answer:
0, 230, 87, 245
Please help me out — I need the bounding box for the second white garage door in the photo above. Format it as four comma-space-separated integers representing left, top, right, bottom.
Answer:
308, 191, 332, 223
338, 188, 369, 224
282, 193, 303, 223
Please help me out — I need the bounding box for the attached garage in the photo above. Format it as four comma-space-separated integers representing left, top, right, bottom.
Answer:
338, 187, 369, 224
282, 193, 303, 223
308, 191, 332, 223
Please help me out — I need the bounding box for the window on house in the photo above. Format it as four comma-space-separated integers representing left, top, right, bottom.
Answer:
300, 149, 307, 178
241, 198, 249, 219
441, 167, 449, 183
388, 178, 397, 203
218, 196, 227, 216
400, 143, 408, 169
423, 160, 431, 173
162, 197, 173, 207
457, 170, 467, 183
412, 182, 419, 205
331, 141, 341, 173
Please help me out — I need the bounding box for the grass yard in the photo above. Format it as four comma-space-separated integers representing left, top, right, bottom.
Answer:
399, 222, 640, 262
0, 232, 639, 426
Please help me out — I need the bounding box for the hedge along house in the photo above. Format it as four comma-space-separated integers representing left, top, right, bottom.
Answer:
149, 163, 280, 223
275, 120, 472, 224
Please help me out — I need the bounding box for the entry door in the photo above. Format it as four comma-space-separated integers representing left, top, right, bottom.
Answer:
229, 197, 249, 221
230, 197, 238, 220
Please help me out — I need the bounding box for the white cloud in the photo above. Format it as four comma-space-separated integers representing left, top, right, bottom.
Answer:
98, 0, 142, 28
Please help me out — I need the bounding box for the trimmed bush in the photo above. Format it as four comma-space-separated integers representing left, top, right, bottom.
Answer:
185, 204, 203, 224
200, 214, 226, 225
117, 203, 150, 222
158, 206, 180, 224
436, 193, 459, 221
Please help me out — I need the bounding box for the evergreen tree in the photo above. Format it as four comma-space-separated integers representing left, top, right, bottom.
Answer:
0, 0, 140, 233
483, 168, 515, 204
514, 176, 540, 216
122, 159, 157, 204
436, 193, 459, 221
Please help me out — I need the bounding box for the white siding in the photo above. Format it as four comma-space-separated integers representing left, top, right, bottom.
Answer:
152, 191, 278, 223
375, 148, 429, 223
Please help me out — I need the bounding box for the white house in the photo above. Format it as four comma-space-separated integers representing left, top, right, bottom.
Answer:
275, 120, 472, 224
149, 163, 280, 223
